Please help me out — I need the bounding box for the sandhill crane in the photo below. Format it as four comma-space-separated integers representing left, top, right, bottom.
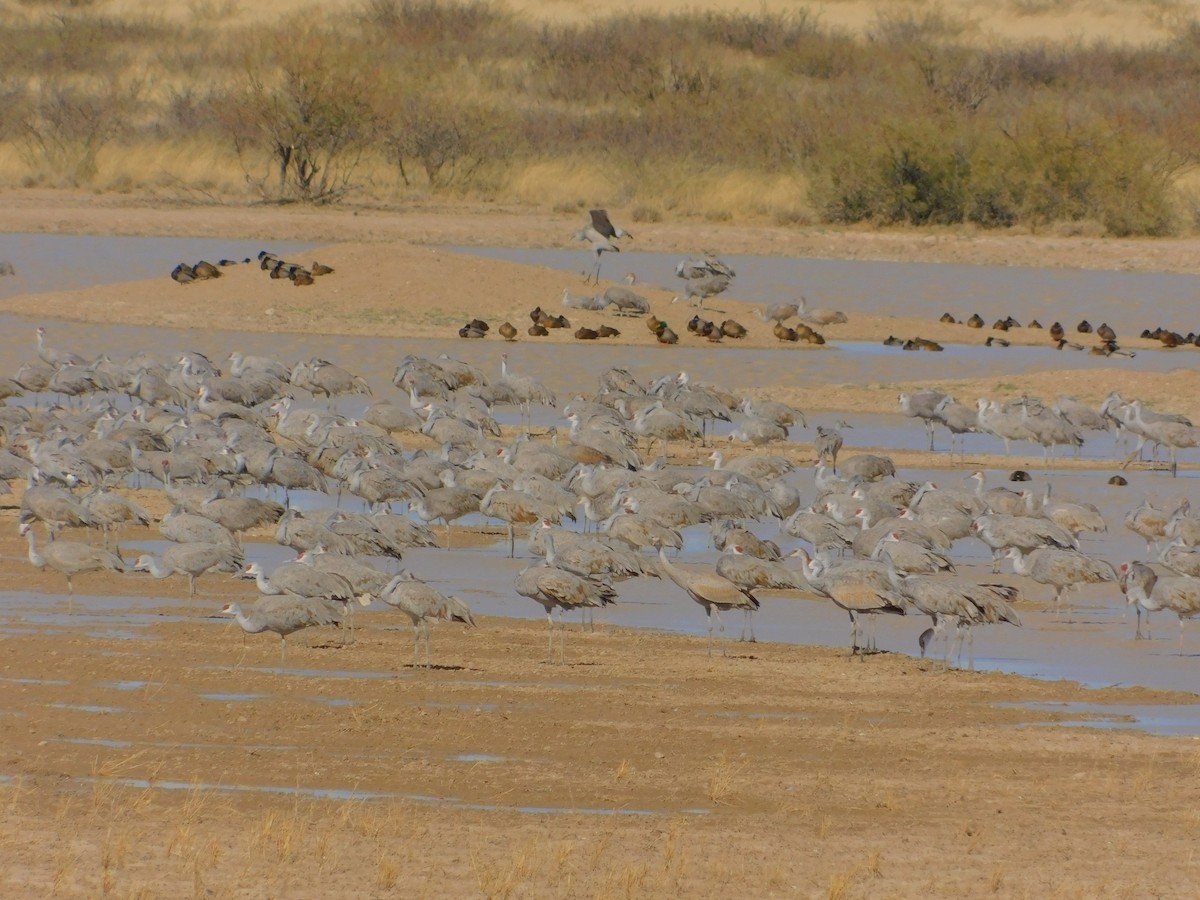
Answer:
227, 351, 291, 382
673, 255, 734, 311
35, 326, 87, 367
968, 470, 1027, 516
931, 396, 978, 458
376, 571, 476, 668
1119, 400, 1200, 475
515, 563, 616, 663
886, 561, 1020, 670
410, 480, 480, 549
1005, 547, 1116, 621
562, 288, 610, 311
782, 508, 854, 555
1119, 565, 1200, 653
133, 543, 244, 597
20, 481, 97, 540
1034, 483, 1107, 537
814, 425, 845, 469
720, 410, 784, 446
291, 358, 371, 404
840, 453, 895, 482
872, 531, 955, 575
498, 354, 556, 422
1159, 540, 1200, 578
1118, 560, 1159, 639
602, 283, 649, 316
219, 596, 344, 663
574, 209, 631, 283
755, 303, 798, 324
976, 399, 1035, 454
199, 496, 285, 542
970, 514, 1078, 572
1125, 499, 1177, 555
899, 390, 948, 450
480, 482, 559, 557
20, 522, 126, 609
715, 545, 803, 641
161, 506, 238, 548
796, 295, 848, 326
274, 509, 357, 556
790, 548, 906, 656
657, 546, 758, 656
297, 547, 392, 596
243, 561, 355, 602
597, 511, 683, 552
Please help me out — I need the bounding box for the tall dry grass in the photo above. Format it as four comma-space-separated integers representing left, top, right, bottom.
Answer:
0, 0, 1197, 231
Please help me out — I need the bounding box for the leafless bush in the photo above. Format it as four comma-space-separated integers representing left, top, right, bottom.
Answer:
223, 26, 383, 203
15, 77, 142, 183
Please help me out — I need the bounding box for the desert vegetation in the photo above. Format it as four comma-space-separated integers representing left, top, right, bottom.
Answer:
1, 0, 1199, 233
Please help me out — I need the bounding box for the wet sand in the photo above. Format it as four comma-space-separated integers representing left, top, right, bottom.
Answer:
3, 195, 1200, 895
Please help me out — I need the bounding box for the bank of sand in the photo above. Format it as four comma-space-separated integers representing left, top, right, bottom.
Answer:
2, 193, 1200, 896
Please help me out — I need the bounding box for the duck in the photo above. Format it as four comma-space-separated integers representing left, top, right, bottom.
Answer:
966, 314, 984, 328
720, 319, 747, 338
1077, 320, 1092, 334
939, 312, 958, 324
575, 327, 599, 340
528, 323, 549, 337
1049, 321, 1065, 341
499, 322, 518, 342
985, 336, 1010, 347
1097, 322, 1116, 342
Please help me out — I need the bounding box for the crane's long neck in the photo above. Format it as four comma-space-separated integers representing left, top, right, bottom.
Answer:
231, 605, 267, 635
253, 569, 279, 594
143, 556, 171, 579
24, 530, 43, 568
656, 546, 687, 590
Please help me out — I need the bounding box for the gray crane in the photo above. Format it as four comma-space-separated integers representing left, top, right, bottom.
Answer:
1118, 400, 1200, 476
562, 287, 611, 311
975, 399, 1036, 455
297, 548, 393, 596
199, 496, 285, 542
601, 282, 650, 316
790, 548, 906, 657
20, 481, 97, 540
1118, 560, 1159, 639
931, 395, 978, 459
814, 424, 846, 469
20, 522, 126, 609
242, 561, 355, 602
410, 482, 481, 549
656, 545, 759, 657
574, 209, 631, 284
1119, 564, 1200, 653
516, 563, 616, 663
898, 390, 948, 450
376, 570, 476, 668
35, 325, 87, 367
714, 545, 803, 641
291, 357, 372, 404
970, 514, 1078, 573
160, 506, 238, 549
1005, 547, 1116, 621
885, 560, 1021, 670
219, 596, 344, 663
498, 354, 557, 422
1125, 499, 1177, 555
755, 303, 799, 324
132, 542, 244, 597
796, 295, 847, 326
840, 453, 895, 482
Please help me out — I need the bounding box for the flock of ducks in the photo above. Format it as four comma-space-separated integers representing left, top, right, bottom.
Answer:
171, 251, 334, 287
6, 324, 1200, 670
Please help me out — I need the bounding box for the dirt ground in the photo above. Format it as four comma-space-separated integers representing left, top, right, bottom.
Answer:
3, 192, 1200, 897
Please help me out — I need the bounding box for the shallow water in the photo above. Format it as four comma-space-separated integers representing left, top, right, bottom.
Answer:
455, 246, 1200, 339
0, 234, 317, 299
4, 235, 1200, 734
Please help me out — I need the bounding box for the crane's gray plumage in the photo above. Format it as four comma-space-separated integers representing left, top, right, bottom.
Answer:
219, 596, 343, 662
133, 542, 243, 597
376, 570, 476, 668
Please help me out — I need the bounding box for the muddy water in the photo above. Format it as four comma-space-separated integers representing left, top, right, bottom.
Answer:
3, 236, 1200, 732
457, 246, 1200, 338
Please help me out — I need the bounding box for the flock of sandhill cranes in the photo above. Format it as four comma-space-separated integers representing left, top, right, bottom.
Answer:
6, 319, 1200, 670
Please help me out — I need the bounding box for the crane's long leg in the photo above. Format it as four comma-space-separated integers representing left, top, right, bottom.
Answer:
546, 610, 554, 663
412, 624, 420, 668
848, 611, 859, 658
280, 634, 288, 665
706, 607, 715, 657
424, 621, 433, 668
1179, 616, 1185, 656
926, 420, 935, 451
508, 524, 515, 559
445, 521, 451, 550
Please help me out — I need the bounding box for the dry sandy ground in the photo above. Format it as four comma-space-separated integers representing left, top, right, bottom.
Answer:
3, 193, 1200, 896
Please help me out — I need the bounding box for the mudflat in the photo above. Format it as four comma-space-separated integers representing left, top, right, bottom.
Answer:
1, 193, 1199, 897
